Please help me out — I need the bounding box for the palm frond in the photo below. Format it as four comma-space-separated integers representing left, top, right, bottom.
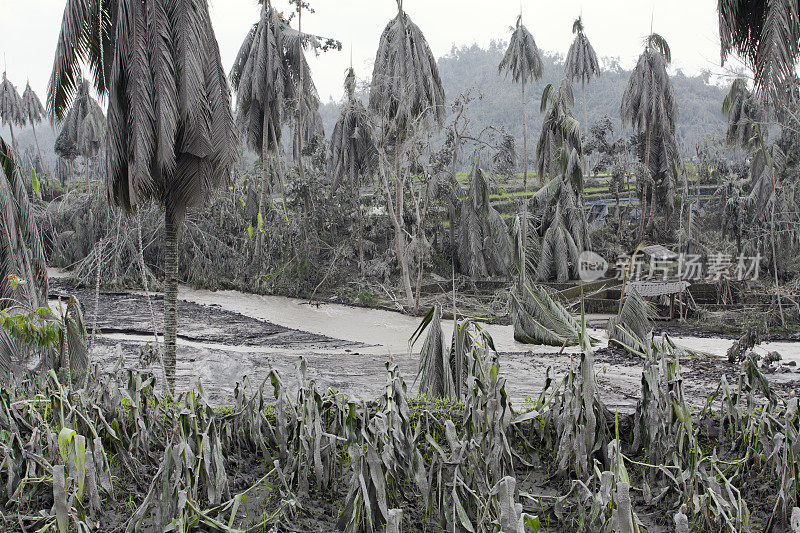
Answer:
607, 287, 655, 354
0, 135, 48, 308
0, 73, 24, 127
498, 18, 543, 84
369, 5, 446, 129
510, 282, 594, 346
718, 0, 800, 105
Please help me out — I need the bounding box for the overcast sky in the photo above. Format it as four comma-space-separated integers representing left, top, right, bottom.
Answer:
0, 0, 739, 106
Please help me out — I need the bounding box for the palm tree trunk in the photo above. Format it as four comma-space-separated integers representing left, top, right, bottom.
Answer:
8, 123, 18, 157
163, 203, 180, 393
269, 122, 289, 221
646, 182, 657, 232
582, 81, 588, 178
521, 79, 528, 284
393, 147, 414, 307
352, 154, 364, 277
31, 122, 44, 170
638, 122, 652, 241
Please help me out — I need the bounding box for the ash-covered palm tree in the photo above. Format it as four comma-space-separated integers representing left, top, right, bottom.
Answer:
22, 83, 46, 167
719, 0, 800, 107
536, 80, 582, 181
54, 80, 104, 182
0, 73, 25, 154
456, 160, 512, 278
620, 34, 679, 239
722, 78, 764, 150
529, 148, 590, 282
499, 15, 543, 285
230, 1, 287, 233
77, 106, 105, 182
0, 135, 48, 309
48, 0, 237, 392
329, 67, 377, 276
565, 17, 600, 176
370, 0, 445, 307
231, 1, 333, 247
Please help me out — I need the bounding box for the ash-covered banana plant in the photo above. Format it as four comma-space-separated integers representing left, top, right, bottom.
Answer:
0, 371, 112, 532
549, 311, 610, 479
412, 306, 501, 400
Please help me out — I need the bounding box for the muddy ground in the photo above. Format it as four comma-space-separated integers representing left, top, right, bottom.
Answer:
51, 278, 800, 409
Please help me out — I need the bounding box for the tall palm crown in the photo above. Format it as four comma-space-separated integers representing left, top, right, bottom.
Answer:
54, 80, 103, 164
49, 1, 236, 213
329, 68, 377, 191
48, 0, 236, 391
620, 34, 679, 230
230, 3, 289, 157
718, 0, 800, 106
0, 73, 25, 152
565, 17, 600, 85
499, 16, 543, 85
21, 83, 45, 126
369, 0, 446, 133
621, 34, 677, 138
21, 83, 46, 166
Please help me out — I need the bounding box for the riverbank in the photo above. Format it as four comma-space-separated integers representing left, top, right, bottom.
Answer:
49, 273, 800, 408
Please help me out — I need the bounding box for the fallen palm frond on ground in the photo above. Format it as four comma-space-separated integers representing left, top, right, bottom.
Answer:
607, 285, 655, 354
510, 281, 594, 346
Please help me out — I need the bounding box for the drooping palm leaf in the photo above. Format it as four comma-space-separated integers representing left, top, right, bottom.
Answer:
607, 286, 655, 354
536, 80, 582, 180
565, 18, 600, 85
456, 161, 512, 278
369, 1, 446, 132
0, 135, 48, 308
411, 306, 454, 398
718, 0, 800, 106
510, 281, 588, 346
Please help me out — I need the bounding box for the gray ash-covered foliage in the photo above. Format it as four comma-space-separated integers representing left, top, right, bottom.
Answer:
456, 162, 511, 278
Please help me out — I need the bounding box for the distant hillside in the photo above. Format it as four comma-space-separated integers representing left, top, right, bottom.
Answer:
320, 41, 729, 165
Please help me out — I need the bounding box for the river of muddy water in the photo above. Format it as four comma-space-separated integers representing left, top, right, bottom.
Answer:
49, 271, 800, 410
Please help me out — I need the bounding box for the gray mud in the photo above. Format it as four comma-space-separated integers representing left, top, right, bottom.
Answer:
51, 278, 800, 407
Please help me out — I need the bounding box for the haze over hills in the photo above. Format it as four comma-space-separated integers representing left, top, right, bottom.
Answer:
320, 41, 730, 164
3, 41, 730, 173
